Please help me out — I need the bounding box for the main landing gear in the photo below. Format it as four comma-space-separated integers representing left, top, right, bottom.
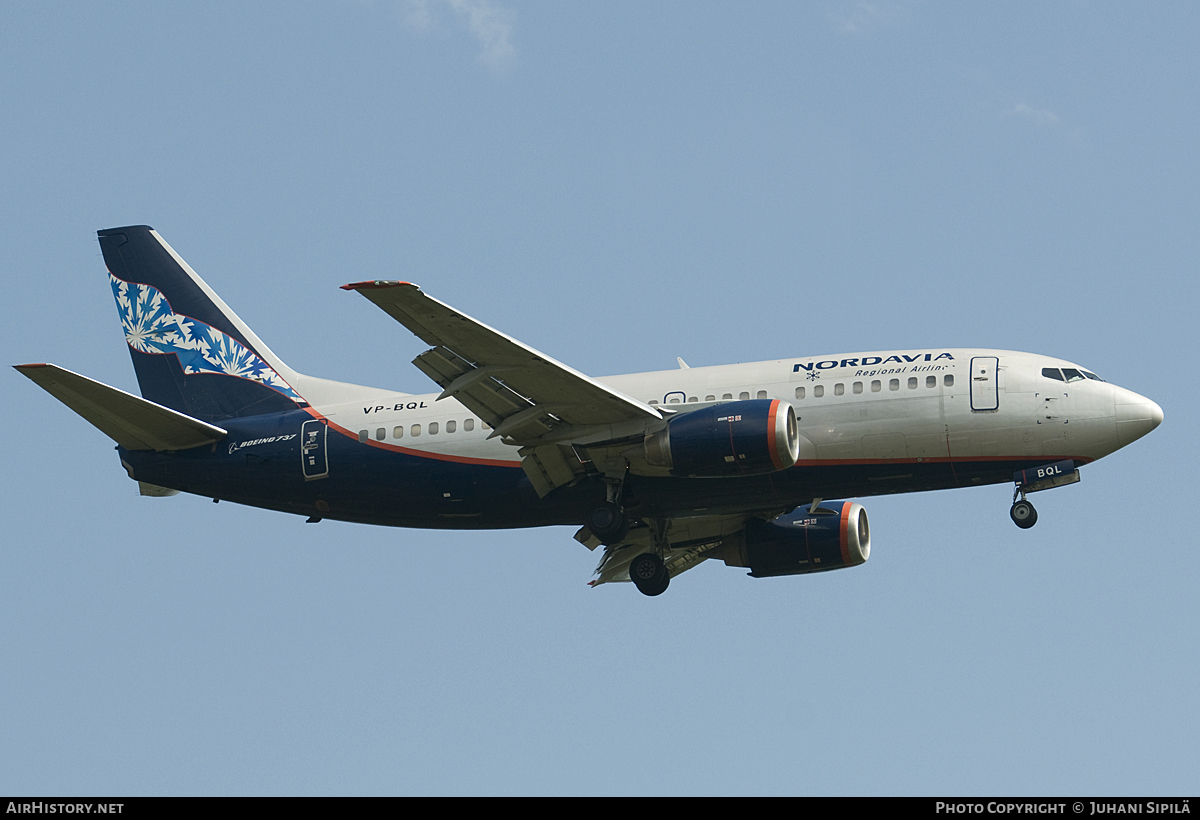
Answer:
587, 471, 670, 596
587, 500, 671, 595
588, 471, 631, 544
587, 500, 629, 544
629, 552, 669, 596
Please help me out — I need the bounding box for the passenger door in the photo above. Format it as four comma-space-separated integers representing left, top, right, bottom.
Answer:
969, 356, 999, 412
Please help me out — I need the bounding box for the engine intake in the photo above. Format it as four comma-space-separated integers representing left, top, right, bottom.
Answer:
643, 399, 800, 477
718, 501, 871, 578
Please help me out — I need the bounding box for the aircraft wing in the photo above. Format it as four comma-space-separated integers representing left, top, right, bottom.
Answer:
342, 281, 663, 443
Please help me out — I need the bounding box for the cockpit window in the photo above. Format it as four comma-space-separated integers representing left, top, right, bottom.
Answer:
1043, 366, 1104, 383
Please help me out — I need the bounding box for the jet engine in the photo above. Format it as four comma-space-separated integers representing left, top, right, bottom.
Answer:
717, 501, 870, 577
642, 399, 800, 477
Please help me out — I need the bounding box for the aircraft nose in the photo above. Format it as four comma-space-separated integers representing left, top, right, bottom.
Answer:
1113, 387, 1163, 447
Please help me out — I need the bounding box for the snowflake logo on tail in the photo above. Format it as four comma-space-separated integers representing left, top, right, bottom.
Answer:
109, 274, 303, 403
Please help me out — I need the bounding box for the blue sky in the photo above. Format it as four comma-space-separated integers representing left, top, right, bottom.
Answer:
2, 1, 1196, 795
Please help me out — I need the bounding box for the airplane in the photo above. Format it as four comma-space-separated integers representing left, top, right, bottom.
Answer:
15, 225, 1163, 596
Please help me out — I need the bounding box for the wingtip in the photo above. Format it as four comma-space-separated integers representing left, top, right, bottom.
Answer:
341, 280, 420, 291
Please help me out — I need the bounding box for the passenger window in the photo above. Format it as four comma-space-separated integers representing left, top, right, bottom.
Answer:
739, 392, 750, 400
834, 383, 845, 396
358, 429, 368, 443
464, 419, 475, 432
871, 380, 881, 393
722, 393, 733, 401
688, 396, 698, 403
756, 390, 768, 400
411, 424, 421, 437
705, 395, 715, 402
926, 376, 936, 388
393, 426, 404, 439
481, 422, 490, 429
813, 385, 824, 398
669, 396, 681, 404
1042, 368, 1064, 381
795, 387, 805, 399
375, 428, 386, 441
853, 382, 863, 394
889, 379, 899, 391
447, 420, 456, 433
908, 377, 917, 389
649, 399, 659, 405
429, 422, 439, 435
944, 375, 954, 387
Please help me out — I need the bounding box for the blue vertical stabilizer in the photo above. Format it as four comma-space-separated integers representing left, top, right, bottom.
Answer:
98, 226, 307, 423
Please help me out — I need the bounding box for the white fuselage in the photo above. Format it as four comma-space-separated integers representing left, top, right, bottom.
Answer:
312, 348, 1161, 471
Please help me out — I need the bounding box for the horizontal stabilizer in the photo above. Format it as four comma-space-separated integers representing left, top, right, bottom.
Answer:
14, 364, 227, 451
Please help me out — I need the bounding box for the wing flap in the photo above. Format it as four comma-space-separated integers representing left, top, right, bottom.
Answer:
520, 444, 586, 498
412, 345, 544, 433
15, 364, 227, 451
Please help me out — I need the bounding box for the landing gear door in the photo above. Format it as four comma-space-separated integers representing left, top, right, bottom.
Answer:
970, 356, 999, 411
301, 419, 329, 481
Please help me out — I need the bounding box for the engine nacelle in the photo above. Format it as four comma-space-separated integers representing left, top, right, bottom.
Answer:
717, 501, 870, 578
643, 399, 800, 477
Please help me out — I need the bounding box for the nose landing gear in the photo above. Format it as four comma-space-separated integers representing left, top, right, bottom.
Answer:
1010, 495, 1038, 529
1009, 459, 1080, 529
